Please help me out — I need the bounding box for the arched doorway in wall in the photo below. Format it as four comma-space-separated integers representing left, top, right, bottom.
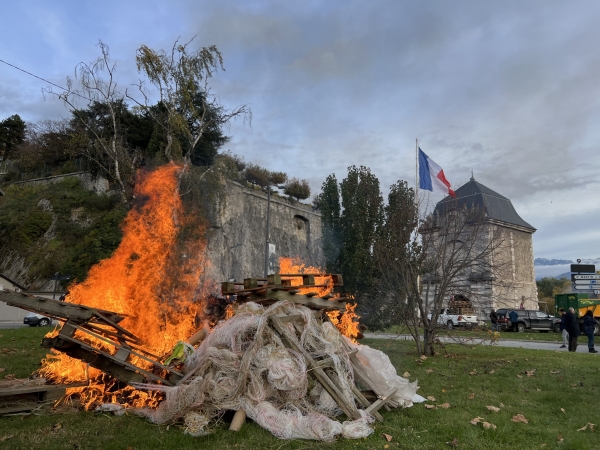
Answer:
293, 215, 311, 253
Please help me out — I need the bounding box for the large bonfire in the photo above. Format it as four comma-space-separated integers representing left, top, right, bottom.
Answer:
35, 164, 421, 440
39, 164, 210, 408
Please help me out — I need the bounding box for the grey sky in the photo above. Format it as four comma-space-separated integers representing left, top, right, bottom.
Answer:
1, 0, 599, 268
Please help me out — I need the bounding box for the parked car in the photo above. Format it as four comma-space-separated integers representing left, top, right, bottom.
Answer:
499, 309, 561, 333
23, 312, 54, 327
428, 308, 478, 330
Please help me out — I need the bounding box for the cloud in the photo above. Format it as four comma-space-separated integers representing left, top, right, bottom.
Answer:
2, 0, 600, 259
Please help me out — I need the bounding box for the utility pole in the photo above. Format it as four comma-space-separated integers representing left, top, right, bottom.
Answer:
264, 180, 271, 278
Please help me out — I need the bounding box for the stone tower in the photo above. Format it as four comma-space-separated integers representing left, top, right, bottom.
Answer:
432, 176, 538, 315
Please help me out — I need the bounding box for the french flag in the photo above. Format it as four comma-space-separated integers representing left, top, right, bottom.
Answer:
418, 148, 456, 198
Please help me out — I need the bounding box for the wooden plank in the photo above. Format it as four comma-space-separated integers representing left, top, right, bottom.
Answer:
365, 387, 398, 415
43, 334, 176, 385
247, 290, 348, 310
0, 382, 87, 397
0, 289, 124, 323
315, 349, 358, 369
351, 385, 384, 422
269, 315, 360, 420
0, 404, 42, 414
55, 328, 183, 379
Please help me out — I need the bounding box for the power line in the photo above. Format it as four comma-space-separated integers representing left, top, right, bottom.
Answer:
0, 58, 90, 101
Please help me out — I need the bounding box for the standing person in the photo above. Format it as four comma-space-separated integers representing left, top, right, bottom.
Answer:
565, 307, 580, 352
583, 310, 598, 353
559, 308, 568, 349
490, 309, 499, 332
509, 309, 519, 332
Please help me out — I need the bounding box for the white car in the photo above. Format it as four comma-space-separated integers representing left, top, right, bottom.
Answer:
23, 312, 55, 327
428, 308, 478, 330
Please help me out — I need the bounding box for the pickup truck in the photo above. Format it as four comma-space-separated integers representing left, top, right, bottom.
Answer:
499, 309, 561, 333
429, 308, 478, 330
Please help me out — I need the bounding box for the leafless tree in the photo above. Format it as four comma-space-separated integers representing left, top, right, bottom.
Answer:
45, 41, 138, 206
373, 186, 513, 356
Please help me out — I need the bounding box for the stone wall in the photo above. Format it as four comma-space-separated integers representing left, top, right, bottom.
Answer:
204, 181, 324, 282
13, 172, 110, 194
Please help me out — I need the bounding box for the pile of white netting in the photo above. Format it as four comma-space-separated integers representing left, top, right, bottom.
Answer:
132, 301, 421, 441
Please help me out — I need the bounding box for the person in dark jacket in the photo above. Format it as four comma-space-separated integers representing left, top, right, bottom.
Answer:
490, 309, 499, 332
583, 310, 598, 353
565, 308, 580, 352
509, 309, 519, 332
559, 309, 568, 348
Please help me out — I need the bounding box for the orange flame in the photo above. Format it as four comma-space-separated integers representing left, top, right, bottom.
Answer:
278, 257, 361, 341
327, 303, 361, 343
39, 164, 211, 407
278, 257, 334, 297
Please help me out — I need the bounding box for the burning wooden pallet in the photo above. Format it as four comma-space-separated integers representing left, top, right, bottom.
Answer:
1, 289, 183, 386
0, 283, 403, 428
221, 273, 350, 311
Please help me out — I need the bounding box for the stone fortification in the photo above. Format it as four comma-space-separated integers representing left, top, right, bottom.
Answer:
205, 181, 324, 282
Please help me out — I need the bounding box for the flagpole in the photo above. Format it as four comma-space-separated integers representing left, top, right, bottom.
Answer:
415, 138, 419, 212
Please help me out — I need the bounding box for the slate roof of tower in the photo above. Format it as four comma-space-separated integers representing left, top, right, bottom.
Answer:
434, 177, 536, 232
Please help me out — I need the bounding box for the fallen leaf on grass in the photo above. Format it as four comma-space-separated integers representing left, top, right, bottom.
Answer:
482, 421, 497, 430
52, 423, 62, 431
577, 423, 596, 432
470, 417, 484, 425
511, 414, 529, 423
0, 368, 4, 373
384, 445, 389, 449
516, 374, 523, 378
526, 370, 536, 377
427, 396, 436, 401
571, 383, 578, 387
441, 389, 447, 393
381, 433, 393, 442
469, 393, 475, 399
486, 405, 500, 412
425, 404, 436, 409
0, 435, 14, 442
403, 372, 410, 378
550, 371, 561, 374
426, 369, 435, 374
446, 437, 458, 447
557, 435, 564, 442
4, 374, 15, 380
420, 355, 428, 360
500, 403, 505, 408
561, 408, 565, 413
488, 369, 495, 374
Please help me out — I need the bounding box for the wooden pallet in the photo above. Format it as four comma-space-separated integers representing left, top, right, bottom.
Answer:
0, 289, 183, 386
0, 380, 87, 415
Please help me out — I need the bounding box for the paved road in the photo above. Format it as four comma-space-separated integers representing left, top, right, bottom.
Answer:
364, 333, 599, 354
0, 323, 28, 329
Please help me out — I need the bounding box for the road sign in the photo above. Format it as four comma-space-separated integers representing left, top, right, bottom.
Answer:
595, 290, 600, 295
575, 279, 599, 284
571, 264, 596, 273
573, 274, 600, 280
574, 284, 598, 290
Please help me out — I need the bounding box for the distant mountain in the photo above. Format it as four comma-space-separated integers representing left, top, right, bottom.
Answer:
534, 258, 573, 266
535, 258, 600, 266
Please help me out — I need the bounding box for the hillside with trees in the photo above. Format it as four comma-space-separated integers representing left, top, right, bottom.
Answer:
0, 40, 311, 290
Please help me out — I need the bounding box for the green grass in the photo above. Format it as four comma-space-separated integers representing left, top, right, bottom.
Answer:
378, 324, 584, 343
1, 329, 600, 449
